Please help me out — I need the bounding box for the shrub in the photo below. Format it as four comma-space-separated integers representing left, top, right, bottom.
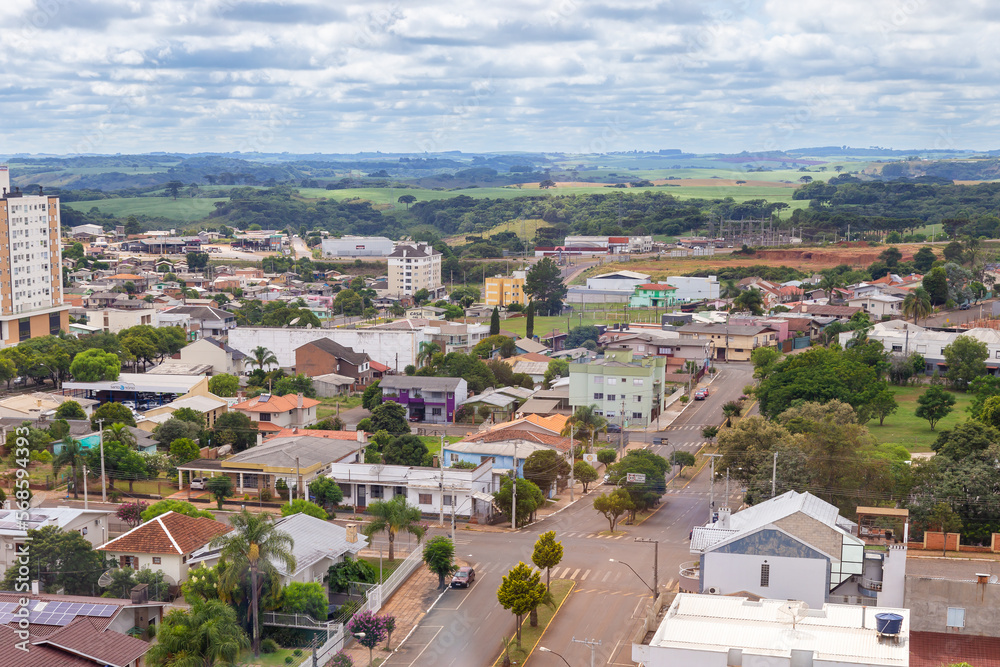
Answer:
285, 657, 294, 665
293, 649, 303, 657
329, 653, 354, 667
261, 638, 279, 654
261, 489, 273, 502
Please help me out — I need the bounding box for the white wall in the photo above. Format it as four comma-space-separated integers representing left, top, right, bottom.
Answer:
586, 276, 645, 292
229, 327, 432, 369
702, 552, 829, 608
667, 276, 720, 301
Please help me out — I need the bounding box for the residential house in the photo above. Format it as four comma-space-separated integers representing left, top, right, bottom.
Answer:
159, 304, 236, 338
664, 275, 721, 302
514, 338, 550, 356
138, 393, 229, 430
568, 349, 667, 428
485, 271, 527, 306
475, 413, 570, 439
178, 336, 246, 375
676, 322, 779, 362
231, 392, 321, 434
839, 321, 1000, 375
516, 387, 572, 417
427, 321, 491, 354
0, 392, 99, 420
326, 459, 495, 519
456, 386, 533, 423
0, 508, 111, 578
379, 376, 468, 423
848, 293, 904, 320
445, 429, 572, 479
97, 511, 231, 584
629, 283, 678, 308
188, 513, 364, 586
601, 330, 711, 363
789, 303, 863, 319
508, 354, 551, 384
405, 305, 447, 320
294, 338, 373, 386
85, 307, 158, 333
176, 433, 363, 495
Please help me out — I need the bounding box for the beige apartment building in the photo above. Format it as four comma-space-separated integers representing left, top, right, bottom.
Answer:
676, 322, 779, 362
485, 270, 527, 306
388, 242, 445, 299
0, 166, 70, 346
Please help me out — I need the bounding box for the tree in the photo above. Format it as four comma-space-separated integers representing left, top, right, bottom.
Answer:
147, 598, 249, 667
206, 475, 234, 509
922, 266, 949, 305
361, 380, 383, 410
931, 421, 999, 460
722, 400, 743, 425
90, 401, 136, 429
362, 495, 426, 561
281, 499, 328, 520
0, 525, 107, 595
574, 461, 598, 492
208, 373, 240, 397
54, 399, 87, 420
751, 346, 782, 380
493, 477, 545, 528
878, 246, 902, 268
943, 336, 988, 390
927, 502, 963, 556
212, 411, 258, 452
246, 345, 279, 371
186, 251, 210, 270
142, 499, 216, 522
867, 389, 899, 426
902, 287, 932, 324
609, 449, 669, 517
280, 581, 328, 620
85, 439, 151, 492
382, 434, 429, 466
124, 215, 141, 236
531, 531, 563, 590
170, 437, 201, 464
416, 341, 440, 368
369, 400, 411, 434
593, 488, 634, 532
565, 325, 600, 349
524, 258, 567, 314
398, 193, 417, 208
53, 437, 86, 499
154, 417, 202, 448
597, 448, 617, 465
423, 535, 457, 589
731, 287, 765, 315
212, 510, 295, 656
116, 501, 148, 528
309, 477, 344, 510
543, 357, 569, 389
347, 610, 388, 667
70, 348, 121, 382
522, 450, 570, 496
496, 562, 547, 647
913, 246, 938, 272
702, 426, 719, 442
525, 300, 536, 339
164, 179, 184, 199
274, 374, 316, 398
916, 385, 957, 430
490, 306, 501, 336
670, 451, 696, 475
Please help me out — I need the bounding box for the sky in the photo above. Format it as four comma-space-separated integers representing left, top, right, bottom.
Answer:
2, 0, 999, 156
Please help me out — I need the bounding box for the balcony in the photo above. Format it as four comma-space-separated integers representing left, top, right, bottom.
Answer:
679, 561, 700, 593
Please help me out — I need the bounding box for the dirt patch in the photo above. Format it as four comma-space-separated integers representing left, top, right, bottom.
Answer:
653, 179, 798, 188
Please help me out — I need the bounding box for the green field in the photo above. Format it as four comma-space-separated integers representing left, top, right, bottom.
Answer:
871, 385, 971, 452
63, 196, 227, 222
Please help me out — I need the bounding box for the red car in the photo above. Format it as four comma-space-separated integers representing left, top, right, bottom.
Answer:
694, 388, 709, 400
451, 566, 476, 588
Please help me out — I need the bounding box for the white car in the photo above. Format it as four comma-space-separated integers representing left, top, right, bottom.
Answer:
189, 477, 207, 490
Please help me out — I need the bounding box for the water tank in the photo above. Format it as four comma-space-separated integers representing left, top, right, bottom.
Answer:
875, 613, 903, 636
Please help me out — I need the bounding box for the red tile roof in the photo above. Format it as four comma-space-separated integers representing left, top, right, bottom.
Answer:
232, 393, 321, 413
369, 360, 390, 373
34, 617, 150, 667
910, 631, 1000, 667
98, 511, 230, 555
0, 624, 95, 666
465, 429, 572, 451
637, 283, 677, 291
265, 428, 362, 441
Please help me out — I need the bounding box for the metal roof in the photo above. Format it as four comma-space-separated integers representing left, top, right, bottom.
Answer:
63, 372, 205, 394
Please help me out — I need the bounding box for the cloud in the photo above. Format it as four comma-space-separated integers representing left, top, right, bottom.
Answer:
1, 0, 1000, 154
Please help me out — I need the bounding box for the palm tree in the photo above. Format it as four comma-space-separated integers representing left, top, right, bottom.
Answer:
819, 273, 843, 301
147, 598, 249, 666
902, 287, 933, 324
732, 288, 764, 315
53, 437, 85, 500
211, 510, 295, 656
720, 279, 740, 300
362, 494, 426, 562
104, 423, 137, 450
247, 346, 278, 371
416, 341, 441, 368
562, 404, 607, 452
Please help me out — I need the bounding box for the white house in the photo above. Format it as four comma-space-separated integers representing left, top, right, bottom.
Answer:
848, 293, 904, 320
585, 270, 650, 292
178, 337, 246, 375
665, 275, 721, 302
0, 507, 111, 578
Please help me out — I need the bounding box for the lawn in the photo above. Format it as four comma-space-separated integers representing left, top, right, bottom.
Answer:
418, 435, 463, 457
63, 196, 228, 222
317, 395, 364, 420
237, 647, 307, 666
360, 555, 406, 584
492, 579, 574, 667
870, 385, 972, 452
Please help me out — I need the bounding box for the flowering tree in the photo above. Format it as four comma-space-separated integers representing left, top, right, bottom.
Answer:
116, 501, 148, 528
347, 610, 387, 666
382, 614, 397, 650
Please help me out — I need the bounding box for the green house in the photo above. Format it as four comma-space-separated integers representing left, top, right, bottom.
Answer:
629, 283, 678, 308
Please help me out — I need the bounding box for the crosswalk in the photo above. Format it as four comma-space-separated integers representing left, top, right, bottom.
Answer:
468, 561, 596, 582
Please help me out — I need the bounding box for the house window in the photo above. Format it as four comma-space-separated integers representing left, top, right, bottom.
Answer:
593, 393, 603, 400
593, 376, 603, 384
480, 456, 495, 464
632, 412, 643, 419
947, 607, 966, 628
259, 413, 271, 422
395, 486, 405, 496
607, 378, 617, 385
450, 453, 459, 463
444, 494, 454, 506
432, 408, 442, 416
635, 395, 642, 403
418, 493, 432, 505
370, 485, 383, 498
621, 378, 627, 383
760, 563, 770, 587
607, 394, 616, 401
153, 557, 162, 565
891, 345, 902, 352
633, 379, 643, 386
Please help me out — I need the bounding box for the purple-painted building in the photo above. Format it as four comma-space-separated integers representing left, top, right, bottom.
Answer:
378, 376, 468, 424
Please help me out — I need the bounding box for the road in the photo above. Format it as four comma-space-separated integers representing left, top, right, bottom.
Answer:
387, 365, 753, 667
921, 299, 996, 328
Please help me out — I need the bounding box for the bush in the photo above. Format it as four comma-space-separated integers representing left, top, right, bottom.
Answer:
261, 638, 279, 654
329, 653, 354, 667
680, 395, 689, 403
293, 649, 303, 657
261, 489, 273, 502
285, 657, 294, 665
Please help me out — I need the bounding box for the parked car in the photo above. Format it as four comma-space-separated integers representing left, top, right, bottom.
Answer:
960, 303, 971, 310
606, 423, 622, 433
694, 388, 709, 400
189, 477, 207, 490
451, 566, 476, 588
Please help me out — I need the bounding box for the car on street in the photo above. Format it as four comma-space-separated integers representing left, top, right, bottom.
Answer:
960, 303, 971, 310
189, 477, 207, 490
694, 388, 709, 400
606, 423, 622, 433
451, 566, 475, 588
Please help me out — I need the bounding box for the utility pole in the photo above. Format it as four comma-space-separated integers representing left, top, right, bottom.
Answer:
511, 442, 517, 529
96, 418, 106, 503
619, 395, 625, 455
569, 423, 575, 503
572, 637, 602, 667
725, 468, 730, 506
83, 464, 88, 510
635, 537, 659, 600
439, 462, 445, 527
772, 451, 778, 498
707, 453, 722, 523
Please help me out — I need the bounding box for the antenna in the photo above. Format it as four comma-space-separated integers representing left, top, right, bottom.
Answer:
777, 601, 808, 631
289, 317, 301, 326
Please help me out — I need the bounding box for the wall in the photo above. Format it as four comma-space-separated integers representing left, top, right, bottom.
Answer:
104, 550, 187, 583
666, 275, 721, 301
702, 552, 829, 608
905, 576, 1000, 636
229, 326, 431, 369
179, 339, 236, 375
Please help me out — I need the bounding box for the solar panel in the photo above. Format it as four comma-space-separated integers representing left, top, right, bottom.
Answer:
29, 611, 75, 626
93, 605, 117, 617
0, 602, 18, 613
0, 612, 15, 625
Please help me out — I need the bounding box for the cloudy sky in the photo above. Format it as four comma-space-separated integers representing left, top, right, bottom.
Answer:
1, 0, 998, 155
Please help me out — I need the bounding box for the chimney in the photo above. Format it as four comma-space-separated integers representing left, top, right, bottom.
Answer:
297, 392, 304, 408
717, 507, 732, 529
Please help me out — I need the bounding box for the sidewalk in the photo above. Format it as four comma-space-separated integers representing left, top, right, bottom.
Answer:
337, 561, 441, 665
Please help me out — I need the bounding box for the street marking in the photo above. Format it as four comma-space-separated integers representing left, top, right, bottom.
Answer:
571, 568, 581, 579
601, 571, 611, 583
392, 626, 443, 667
581, 569, 591, 581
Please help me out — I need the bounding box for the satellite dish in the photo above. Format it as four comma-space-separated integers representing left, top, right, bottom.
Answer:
98, 569, 117, 587
289, 317, 301, 326
777, 601, 808, 630
306, 323, 313, 329
217, 444, 232, 456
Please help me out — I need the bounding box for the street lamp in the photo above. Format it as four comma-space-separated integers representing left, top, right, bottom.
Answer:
538, 647, 571, 667
609, 558, 656, 598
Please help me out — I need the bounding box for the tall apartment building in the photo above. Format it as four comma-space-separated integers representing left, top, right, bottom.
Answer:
387, 242, 445, 299
0, 166, 69, 346
484, 270, 527, 306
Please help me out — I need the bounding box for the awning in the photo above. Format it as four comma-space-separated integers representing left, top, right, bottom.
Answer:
472, 492, 494, 503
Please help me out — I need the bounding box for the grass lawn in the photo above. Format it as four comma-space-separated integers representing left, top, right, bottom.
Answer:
63, 196, 228, 222
238, 647, 306, 666
419, 435, 463, 457
492, 579, 574, 667
360, 555, 406, 584
317, 395, 364, 420
870, 385, 972, 452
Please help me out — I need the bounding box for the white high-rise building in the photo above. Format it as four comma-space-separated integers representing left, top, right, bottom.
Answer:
387, 242, 445, 299
0, 166, 69, 346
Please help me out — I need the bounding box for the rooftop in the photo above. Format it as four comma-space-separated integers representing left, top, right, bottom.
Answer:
380, 376, 464, 391
232, 393, 321, 413
63, 372, 206, 394
98, 511, 230, 555
295, 337, 370, 366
